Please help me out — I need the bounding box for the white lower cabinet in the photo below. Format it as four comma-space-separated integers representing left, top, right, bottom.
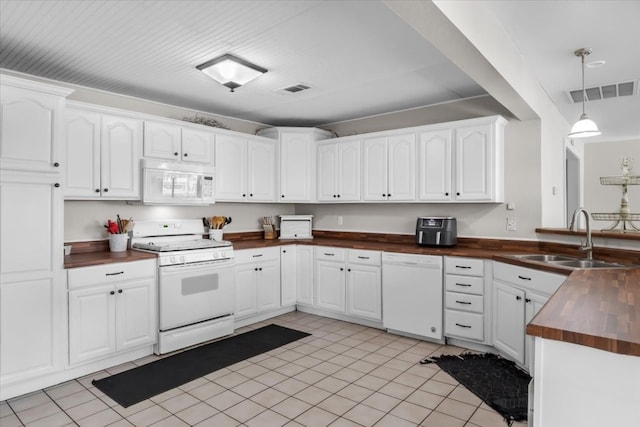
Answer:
315, 247, 381, 321
280, 246, 297, 307
234, 247, 281, 318
67, 259, 157, 366
492, 262, 566, 369
444, 257, 487, 343
296, 245, 315, 306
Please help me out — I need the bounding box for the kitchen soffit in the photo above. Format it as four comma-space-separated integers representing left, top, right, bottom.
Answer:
0, 0, 486, 127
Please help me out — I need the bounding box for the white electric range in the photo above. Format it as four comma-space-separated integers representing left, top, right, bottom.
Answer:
132, 219, 235, 354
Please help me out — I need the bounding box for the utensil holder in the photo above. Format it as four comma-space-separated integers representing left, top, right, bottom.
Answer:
209, 229, 224, 241
264, 230, 277, 240
109, 234, 129, 252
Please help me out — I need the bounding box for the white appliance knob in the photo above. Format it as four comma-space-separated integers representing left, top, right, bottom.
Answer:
213, 252, 219, 259
180, 256, 185, 263
170, 257, 176, 263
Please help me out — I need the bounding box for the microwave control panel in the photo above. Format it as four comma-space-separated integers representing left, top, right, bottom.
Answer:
202, 176, 214, 198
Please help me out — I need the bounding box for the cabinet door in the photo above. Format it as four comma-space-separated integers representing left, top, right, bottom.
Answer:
297, 246, 315, 306
387, 133, 416, 201
362, 137, 388, 201
338, 140, 361, 201
280, 246, 297, 307
215, 134, 247, 201
280, 132, 315, 201
493, 281, 525, 364
0, 172, 65, 387
317, 142, 338, 201
101, 114, 142, 199
182, 128, 214, 164
143, 121, 182, 161
116, 279, 157, 352
525, 291, 548, 371
257, 259, 281, 312
235, 264, 257, 317
455, 123, 492, 201
346, 264, 381, 320
418, 129, 452, 201
316, 260, 345, 312
0, 84, 65, 173
68, 285, 116, 365
64, 109, 102, 198
247, 139, 276, 201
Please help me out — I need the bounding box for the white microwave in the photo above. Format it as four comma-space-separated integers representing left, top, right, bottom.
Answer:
141, 159, 215, 205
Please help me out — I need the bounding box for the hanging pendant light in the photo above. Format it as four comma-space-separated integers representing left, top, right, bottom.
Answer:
568, 48, 601, 138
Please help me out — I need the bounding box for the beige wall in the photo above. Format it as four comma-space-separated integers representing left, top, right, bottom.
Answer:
64, 201, 295, 242
584, 139, 640, 229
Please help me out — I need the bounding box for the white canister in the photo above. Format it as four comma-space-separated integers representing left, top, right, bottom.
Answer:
109, 234, 129, 252
209, 229, 224, 241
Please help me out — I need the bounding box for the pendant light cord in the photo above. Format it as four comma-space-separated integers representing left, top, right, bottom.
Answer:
581, 52, 586, 116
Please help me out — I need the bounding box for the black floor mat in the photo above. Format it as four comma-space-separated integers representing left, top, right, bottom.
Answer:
92, 324, 310, 408
422, 353, 531, 425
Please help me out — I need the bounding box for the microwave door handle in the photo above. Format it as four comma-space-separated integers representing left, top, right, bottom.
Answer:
436, 231, 441, 245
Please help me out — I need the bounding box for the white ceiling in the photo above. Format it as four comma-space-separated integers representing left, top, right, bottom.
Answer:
1, 0, 638, 140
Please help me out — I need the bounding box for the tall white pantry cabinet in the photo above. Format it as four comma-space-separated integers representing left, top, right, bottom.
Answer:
0, 75, 73, 400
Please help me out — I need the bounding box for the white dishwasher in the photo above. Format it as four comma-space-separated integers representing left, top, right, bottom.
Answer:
382, 253, 443, 340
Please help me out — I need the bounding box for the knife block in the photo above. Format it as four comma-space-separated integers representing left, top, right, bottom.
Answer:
264, 229, 277, 240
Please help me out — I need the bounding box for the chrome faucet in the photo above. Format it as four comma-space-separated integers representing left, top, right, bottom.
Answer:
569, 207, 593, 260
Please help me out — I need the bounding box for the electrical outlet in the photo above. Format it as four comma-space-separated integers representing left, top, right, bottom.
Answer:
337, 216, 343, 225
506, 217, 517, 231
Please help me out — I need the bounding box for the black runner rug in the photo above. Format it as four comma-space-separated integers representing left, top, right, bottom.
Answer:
92, 324, 310, 407
421, 353, 531, 425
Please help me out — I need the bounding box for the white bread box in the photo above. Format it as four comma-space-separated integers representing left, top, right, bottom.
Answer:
279, 215, 313, 239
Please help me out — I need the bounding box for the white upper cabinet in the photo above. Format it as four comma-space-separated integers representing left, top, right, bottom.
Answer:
454, 117, 507, 202
363, 133, 416, 201
418, 116, 507, 203
101, 114, 143, 199
0, 76, 72, 173
247, 138, 276, 201
215, 133, 276, 202
257, 127, 333, 202
317, 139, 360, 202
143, 121, 214, 164
418, 129, 453, 201
64, 106, 143, 200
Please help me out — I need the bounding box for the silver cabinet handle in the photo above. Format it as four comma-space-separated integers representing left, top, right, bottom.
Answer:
324, 253, 335, 256
455, 265, 472, 269
357, 256, 370, 259
455, 300, 472, 305
252, 254, 263, 258
455, 323, 472, 328
455, 283, 472, 287
518, 275, 532, 281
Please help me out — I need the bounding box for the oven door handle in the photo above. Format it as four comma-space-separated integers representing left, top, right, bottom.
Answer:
160, 259, 235, 274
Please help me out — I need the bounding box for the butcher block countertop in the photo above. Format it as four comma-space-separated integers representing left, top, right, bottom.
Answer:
64, 230, 640, 357
526, 268, 640, 357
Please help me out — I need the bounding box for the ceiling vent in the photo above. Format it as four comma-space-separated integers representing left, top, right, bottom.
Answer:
567, 80, 638, 103
276, 84, 311, 95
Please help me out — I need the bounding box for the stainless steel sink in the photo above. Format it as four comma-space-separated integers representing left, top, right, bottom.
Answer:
511, 254, 630, 269
513, 254, 577, 262
550, 259, 625, 269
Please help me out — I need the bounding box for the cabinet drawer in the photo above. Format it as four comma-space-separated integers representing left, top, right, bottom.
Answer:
445, 291, 483, 313
235, 247, 280, 264
348, 249, 381, 266
445, 257, 484, 276
316, 247, 346, 262
68, 259, 156, 289
493, 262, 566, 295
445, 274, 484, 295
445, 310, 484, 341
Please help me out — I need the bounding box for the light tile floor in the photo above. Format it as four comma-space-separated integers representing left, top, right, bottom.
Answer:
1, 312, 528, 427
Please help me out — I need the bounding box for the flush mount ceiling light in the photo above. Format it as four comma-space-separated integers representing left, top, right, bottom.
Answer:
568, 47, 601, 138
197, 54, 267, 92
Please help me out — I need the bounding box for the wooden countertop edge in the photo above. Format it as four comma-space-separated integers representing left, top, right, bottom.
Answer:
64, 250, 157, 268
536, 227, 640, 241
526, 268, 640, 357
